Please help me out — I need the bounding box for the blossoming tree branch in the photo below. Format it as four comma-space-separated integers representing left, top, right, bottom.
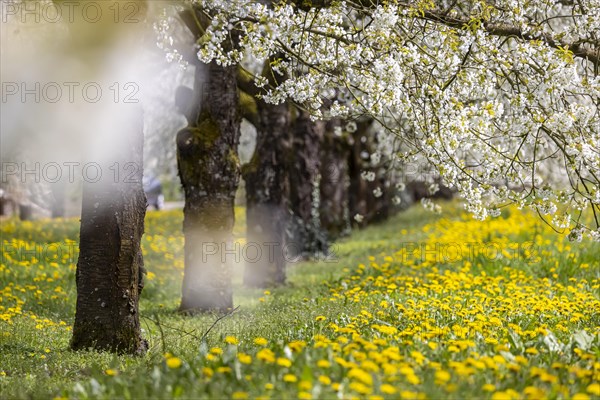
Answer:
174, 0, 599, 240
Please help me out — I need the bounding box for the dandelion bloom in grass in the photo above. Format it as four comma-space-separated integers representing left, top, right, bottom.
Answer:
348, 368, 373, 386
237, 353, 252, 364
482, 384, 496, 392
587, 383, 600, 396
315, 315, 326, 321
283, 374, 297, 382
349, 381, 371, 395
525, 347, 539, 355
257, 348, 275, 363
166, 357, 182, 369
287, 340, 307, 352
276, 357, 292, 367
572, 394, 590, 400
318, 375, 331, 385
210, 347, 223, 355
491, 389, 520, 400
317, 359, 331, 368
253, 337, 268, 346
380, 384, 397, 394
434, 370, 451, 384
104, 369, 118, 376
298, 392, 312, 399
225, 336, 239, 345
232, 392, 248, 399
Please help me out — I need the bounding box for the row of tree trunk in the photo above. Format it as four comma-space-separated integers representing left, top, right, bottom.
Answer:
69, 8, 397, 352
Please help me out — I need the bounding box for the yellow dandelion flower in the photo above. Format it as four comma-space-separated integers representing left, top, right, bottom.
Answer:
572, 394, 590, 400
210, 347, 223, 355
253, 337, 268, 346
482, 384, 495, 392
166, 357, 182, 369
349, 381, 371, 395
587, 383, 600, 396
277, 357, 292, 368
257, 348, 275, 363
318, 375, 331, 385
434, 370, 451, 384
237, 353, 252, 364
224, 336, 239, 345
380, 384, 397, 394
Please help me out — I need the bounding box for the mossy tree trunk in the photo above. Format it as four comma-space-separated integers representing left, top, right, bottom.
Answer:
242, 98, 291, 287
177, 60, 241, 313
286, 109, 327, 259
319, 119, 351, 239
71, 110, 147, 354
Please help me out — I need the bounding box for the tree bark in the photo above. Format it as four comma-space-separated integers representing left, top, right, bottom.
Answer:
319, 119, 350, 239
242, 99, 291, 287
286, 109, 327, 258
50, 180, 67, 218
348, 120, 372, 228
177, 61, 240, 313
71, 110, 147, 354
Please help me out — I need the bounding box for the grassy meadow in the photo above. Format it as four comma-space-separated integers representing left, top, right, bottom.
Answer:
0, 203, 599, 399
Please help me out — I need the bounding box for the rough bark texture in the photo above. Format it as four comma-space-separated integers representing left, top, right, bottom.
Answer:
286, 109, 327, 258
242, 99, 291, 287
350, 120, 393, 226
348, 120, 372, 228
319, 119, 350, 239
71, 111, 147, 354
177, 61, 240, 313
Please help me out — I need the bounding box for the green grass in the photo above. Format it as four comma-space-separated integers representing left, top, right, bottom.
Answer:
1, 202, 599, 399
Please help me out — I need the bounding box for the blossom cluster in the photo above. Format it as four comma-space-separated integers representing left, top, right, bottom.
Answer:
173, 0, 600, 239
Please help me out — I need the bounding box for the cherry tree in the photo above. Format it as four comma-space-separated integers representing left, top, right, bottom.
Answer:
174, 0, 599, 240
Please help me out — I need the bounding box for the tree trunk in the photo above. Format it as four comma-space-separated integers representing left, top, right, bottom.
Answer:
50, 180, 67, 218
177, 61, 240, 313
71, 110, 147, 354
348, 120, 372, 228
286, 109, 326, 259
319, 119, 350, 239
242, 98, 291, 287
